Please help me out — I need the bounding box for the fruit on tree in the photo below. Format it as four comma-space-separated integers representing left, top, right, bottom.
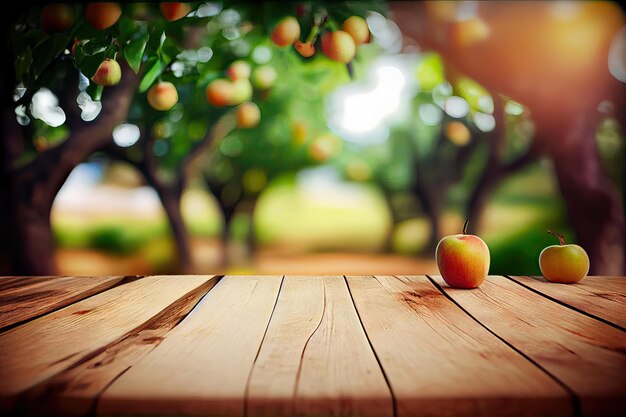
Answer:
40, 4, 75, 33
251, 65, 277, 89
231, 79, 253, 104
291, 120, 308, 144
159, 2, 191, 21
445, 121, 471, 146
271, 16, 301, 47
449, 17, 490, 47
85, 2, 122, 30
236, 102, 261, 128
294, 41, 315, 58
435, 220, 490, 289
321, 30, 356, 63
91, 59, 121, 86
227, 60, 251, 81
147, 81, 178, 111
309, 133, 342, 162
342, 16, 370, 45
206, 79, 234, 107
539, 230, 589, 283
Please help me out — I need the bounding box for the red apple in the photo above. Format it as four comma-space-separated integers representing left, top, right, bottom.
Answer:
227, 60, 251, 81
205, 79, 234, 107
147, 81, 178, 111
271, 16, 301, 47
342, 15, 370, 45
321, 30, 356, 63
40, 4, 75, 33
236, 102, 261, 129
294, 40, 315, 58
85, 2, 122, 30
539, 230, 589, 284
91, 59, 121, 86
160, 2, 191, 21
435, 220, 490, 289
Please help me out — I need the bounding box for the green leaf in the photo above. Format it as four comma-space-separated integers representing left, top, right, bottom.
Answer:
87, 83, 104, 101
74, 44, 106, 78
139, 58, 166, 92
117, 16, 137, 44
124, 32, 149, 74
32, 34, 69, 77
15, 46, 33, 86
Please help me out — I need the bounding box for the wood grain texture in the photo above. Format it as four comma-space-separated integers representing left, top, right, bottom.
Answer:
347, 275, 572, 417
0, 275, 214, 412
247, 276, 392, 417
17, 277, 219, 417
432, 275, 626, 417
98, 275, 283, 417
508, 276, 626, 329
0, 276, 134, 330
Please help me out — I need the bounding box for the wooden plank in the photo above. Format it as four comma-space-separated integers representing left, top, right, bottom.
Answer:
0, 275, 215, 412
17, 276, 219, 417
508, 276, 626, 330
247, 276, 392, 417
431, 275, 626, 417
0, 276, 135, 330
347, 275, 572, 417
98, 275, 283, 417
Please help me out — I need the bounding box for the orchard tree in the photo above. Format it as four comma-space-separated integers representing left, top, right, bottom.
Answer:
392, 1, 626, 274
1, 1, 382, 274
202, 51, 343, 265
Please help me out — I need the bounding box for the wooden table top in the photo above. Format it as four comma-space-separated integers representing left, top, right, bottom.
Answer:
0, 275, 624, 417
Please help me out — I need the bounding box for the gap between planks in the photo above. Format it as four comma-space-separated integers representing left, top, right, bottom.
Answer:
429, 275, 626, 417
504, 275, 626, 332
426, 275, 581, 417
0, 276, 144, 333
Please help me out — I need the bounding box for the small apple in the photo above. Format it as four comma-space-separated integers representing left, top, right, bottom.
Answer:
308, 133, 341, 162
85, 2, 122, 30
342, 16, 370, 45
236, 102, 261, 129
445, 121, 471, 146
147, 81, 178, 111
91, 59, 121, 86
227, 60, 251, 81
230, 79, 253, 104
160, 2, 191, 21
449, 17, 490, 48
321, 30, 356, 63
539, 230, 589, 284
435, 219, 490, 289
206, 79, 234, 107
291, 120, 308, 144
294, 41, 315, 58
251, 65, 277, 90
271, 16, 301, 47
40, 4, 75, 33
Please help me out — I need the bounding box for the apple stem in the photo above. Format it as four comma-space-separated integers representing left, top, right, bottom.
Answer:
306, 14, 325, 44
463, 219, 469, 235
547, 229, 566, 246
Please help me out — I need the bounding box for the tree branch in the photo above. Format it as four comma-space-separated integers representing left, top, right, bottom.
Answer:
177, 110, 235, 188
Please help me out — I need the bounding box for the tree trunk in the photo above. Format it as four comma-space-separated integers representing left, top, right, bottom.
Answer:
151, 181, 193, 274
547, 114, 624, 275
2, 62, 139, 275
380, 186, 398, 253
412, 181, 440, 254
10, 178, 58, 274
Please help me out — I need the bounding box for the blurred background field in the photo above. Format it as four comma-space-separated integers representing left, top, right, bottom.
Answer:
2, 1, 624, 276
51, 159, 571, 276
